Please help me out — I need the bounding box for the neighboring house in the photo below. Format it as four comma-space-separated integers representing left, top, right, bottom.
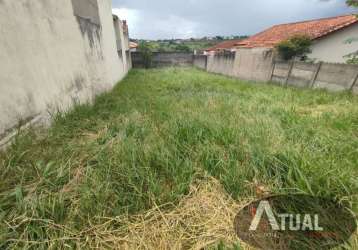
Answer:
235, 14, 358, 63
130, 42, 139, 52
204, 39, 243, 55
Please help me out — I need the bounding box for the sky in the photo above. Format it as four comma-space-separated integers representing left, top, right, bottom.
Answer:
112, 0, 355, 40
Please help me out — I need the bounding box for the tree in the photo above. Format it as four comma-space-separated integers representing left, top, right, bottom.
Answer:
175, 44, 191, 53
347, 56, 358, 64
345, 1, 357, 63
345, 51, 358, 64
346, 0, 358, 7
138, 42, 153, 69
276, 35, 312, 61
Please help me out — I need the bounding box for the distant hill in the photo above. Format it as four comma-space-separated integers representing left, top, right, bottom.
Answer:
131, 36, 249, 53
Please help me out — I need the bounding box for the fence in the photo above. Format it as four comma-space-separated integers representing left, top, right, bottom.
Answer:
233, 48, 274, 82
193, 54, 207, 70
206, 51, 236, 77
203, 48, 275, 82
132, 52, 194, 68
271, 60, 358, 93
131, 50, 358, 94
194, 50, 358, 94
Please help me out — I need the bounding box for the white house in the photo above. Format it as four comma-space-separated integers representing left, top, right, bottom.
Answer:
235, 14, 358, 63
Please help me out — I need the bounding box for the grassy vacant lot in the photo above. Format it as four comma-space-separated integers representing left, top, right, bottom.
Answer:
0, 68, 358, 249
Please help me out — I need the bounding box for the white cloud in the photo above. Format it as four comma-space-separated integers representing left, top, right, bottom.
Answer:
112, 8, 139, 36
149, 15, 199, 39
113, 7, 199, 39
112, 0, 353, 39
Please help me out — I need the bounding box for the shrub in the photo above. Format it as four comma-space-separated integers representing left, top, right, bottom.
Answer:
347, 55, 358, 64
344, 50, 358, 64
276, 35, 312, 61
139, 42, 153, 68
175, 44, 192, 53
346, 0, 358, 7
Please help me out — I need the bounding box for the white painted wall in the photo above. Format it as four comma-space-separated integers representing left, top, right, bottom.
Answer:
310, 23, 358, 63
98, 0, 129, 84
0, 0, 131, 146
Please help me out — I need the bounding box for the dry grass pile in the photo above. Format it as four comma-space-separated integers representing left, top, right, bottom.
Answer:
86, 177, 252, 250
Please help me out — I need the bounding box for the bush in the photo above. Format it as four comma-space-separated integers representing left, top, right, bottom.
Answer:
276, 35, 312, 61
139, 42, 153, 68
346, 0, 358, 7
344, 49, 358, 64
175, 44, 192, 53
346, 55, 358, 64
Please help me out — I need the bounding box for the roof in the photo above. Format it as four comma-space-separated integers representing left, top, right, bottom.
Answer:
205, 39, 244, 52
236, 14, 358, 48
130, 42, 138, 49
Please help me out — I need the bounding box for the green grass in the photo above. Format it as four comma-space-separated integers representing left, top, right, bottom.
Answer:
0, 68, 357, 248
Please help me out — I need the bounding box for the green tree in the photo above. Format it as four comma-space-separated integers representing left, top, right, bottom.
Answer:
345, 1, 357, 63
276, 35, 312, 61
138, 42, 153, 69
175, 44, 192, 53
347, 0, 358, 7
345, 51, 358, 64
347, 57, 358, 64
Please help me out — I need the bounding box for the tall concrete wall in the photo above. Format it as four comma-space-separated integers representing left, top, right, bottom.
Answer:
132, 52, 194, 68
193, 55, 207, 70
233, 48, 274, 81
0, 0, 131, 146
207, 52, 236, 77
203, 48, 274, 82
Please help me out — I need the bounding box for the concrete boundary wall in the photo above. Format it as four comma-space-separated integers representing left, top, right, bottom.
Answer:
207, 52, 236, 77
193, 55, 207, 70
0, 0, 131, 147
132, 52, 194, 68
271, 60, 358, 94
194, 50, 357, 94
233, 48, 274, 82
130, 49, 357, 95
196, 48, 275, 82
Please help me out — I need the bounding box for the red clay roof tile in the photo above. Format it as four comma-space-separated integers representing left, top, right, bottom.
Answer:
205, 39, 244, 52
236, 14, 358, 48
130, 42, 138, 49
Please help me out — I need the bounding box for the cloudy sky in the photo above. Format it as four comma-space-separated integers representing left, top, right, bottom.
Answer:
112, 0, 355, 40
